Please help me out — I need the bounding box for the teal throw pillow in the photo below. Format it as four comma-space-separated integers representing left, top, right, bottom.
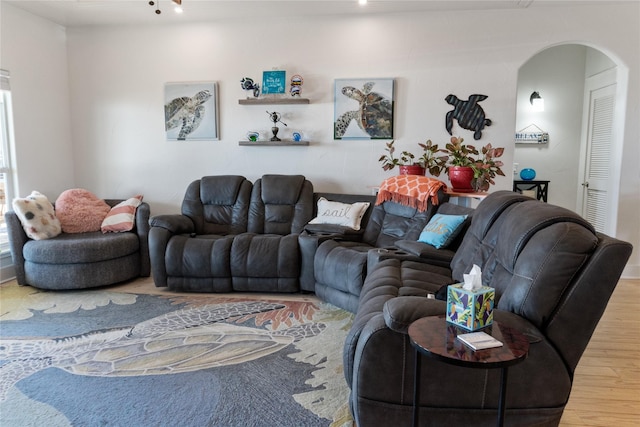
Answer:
418, 213, 468, 249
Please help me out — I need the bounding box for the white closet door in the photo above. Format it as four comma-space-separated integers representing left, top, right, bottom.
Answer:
580, 82, 615, 233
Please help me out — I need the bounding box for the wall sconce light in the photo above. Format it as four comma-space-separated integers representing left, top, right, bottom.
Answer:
149, 0, 182, 15
530, 91, 545, 112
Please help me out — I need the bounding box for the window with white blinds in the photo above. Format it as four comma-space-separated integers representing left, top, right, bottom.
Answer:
1, 69, 16, 259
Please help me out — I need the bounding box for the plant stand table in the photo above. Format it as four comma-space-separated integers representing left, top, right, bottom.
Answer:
408, 316, 529, 427
444, 189, 489, 207
512, 180, 549, 202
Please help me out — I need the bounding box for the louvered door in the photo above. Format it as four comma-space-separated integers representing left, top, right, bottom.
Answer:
581, 82, 616, 233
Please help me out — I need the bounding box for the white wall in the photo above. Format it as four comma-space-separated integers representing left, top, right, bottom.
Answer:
0, 4, 75, 198
2, 2, 639, 277
65, 9, 532, 214
514, 45, 588, 210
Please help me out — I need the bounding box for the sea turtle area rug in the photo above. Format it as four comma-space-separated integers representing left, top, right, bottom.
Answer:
0, 280, 355, 427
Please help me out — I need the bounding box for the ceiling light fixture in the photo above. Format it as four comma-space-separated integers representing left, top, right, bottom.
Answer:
359, 0, 367, 5
148, 0, 183, 15
530, 91, 544, 112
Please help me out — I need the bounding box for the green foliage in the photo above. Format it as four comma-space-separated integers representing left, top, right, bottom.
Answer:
378, 139, 447, 173
379, 137, 505, 191
471, 143, 505, 191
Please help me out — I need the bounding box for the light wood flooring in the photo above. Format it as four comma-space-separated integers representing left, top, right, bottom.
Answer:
559, 278, 640, 426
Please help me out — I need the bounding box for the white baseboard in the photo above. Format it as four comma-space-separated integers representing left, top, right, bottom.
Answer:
622, 263, 639, 280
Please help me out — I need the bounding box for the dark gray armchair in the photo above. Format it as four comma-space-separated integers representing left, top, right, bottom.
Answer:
5, 199, 150, 290
148, 175, 252, 291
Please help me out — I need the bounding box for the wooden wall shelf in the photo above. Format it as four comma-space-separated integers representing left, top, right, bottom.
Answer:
238, 98, 310, 105
238, 140, 310, 146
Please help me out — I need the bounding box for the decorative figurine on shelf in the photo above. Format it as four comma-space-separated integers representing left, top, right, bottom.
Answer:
290, 74, 303, 97
445, 94, 492, 140
266, 111, 287, 141
241, 77, 260, 98
292, 132, 302, 142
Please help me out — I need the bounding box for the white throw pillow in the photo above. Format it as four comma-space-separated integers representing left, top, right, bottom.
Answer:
12, 191, 62, 240
308, 197, 370, 231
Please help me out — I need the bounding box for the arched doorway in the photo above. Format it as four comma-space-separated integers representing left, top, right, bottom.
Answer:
514, 43, 627, 235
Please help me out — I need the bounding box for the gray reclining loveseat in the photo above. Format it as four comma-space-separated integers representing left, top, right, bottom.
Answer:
344, 191, 632, 426
149, 174, 314, 292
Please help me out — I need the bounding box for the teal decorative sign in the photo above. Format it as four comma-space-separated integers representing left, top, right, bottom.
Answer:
262, 71, 286, 94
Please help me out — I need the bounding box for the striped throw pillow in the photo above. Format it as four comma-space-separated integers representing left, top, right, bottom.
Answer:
101, 195, 143, 233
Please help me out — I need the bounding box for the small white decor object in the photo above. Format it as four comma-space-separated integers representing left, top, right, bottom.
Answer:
457, 331, 503, 351
463, 264, 482, 291
515, 123, 549, 144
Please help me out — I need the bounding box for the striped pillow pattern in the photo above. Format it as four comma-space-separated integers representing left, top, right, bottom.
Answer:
101, 195, 143, 233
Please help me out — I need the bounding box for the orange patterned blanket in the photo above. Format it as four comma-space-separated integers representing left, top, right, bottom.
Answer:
375, 175, 447, 212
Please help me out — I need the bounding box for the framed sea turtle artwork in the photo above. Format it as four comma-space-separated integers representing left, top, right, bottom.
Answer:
334, 78, 394, 140
164, 81, 219, 141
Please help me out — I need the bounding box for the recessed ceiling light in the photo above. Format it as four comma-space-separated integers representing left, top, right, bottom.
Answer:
359, 0, 367, 5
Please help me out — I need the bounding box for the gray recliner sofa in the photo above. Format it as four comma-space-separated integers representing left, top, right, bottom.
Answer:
309, 188, 447, 312
5, 199, 151, 290
149, 174, 314, 292
150, 175, 454, 299
344, 191, 633, 426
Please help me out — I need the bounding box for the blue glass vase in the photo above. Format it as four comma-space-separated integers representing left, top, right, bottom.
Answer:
520, 168, 536, 180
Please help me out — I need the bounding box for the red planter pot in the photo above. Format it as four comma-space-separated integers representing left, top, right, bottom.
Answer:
448, 166, 475, 192
399, 165, 425, 176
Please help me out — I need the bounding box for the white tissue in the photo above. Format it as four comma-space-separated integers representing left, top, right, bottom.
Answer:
462, 264, 482, 291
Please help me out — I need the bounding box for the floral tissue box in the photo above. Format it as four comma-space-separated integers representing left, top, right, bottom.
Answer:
446, 284, 495, 331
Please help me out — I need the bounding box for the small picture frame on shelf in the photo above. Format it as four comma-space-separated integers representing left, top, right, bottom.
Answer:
262, 70, 286, 95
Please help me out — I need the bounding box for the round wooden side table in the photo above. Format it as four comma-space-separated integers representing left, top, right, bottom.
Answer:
408, 315, 529, 427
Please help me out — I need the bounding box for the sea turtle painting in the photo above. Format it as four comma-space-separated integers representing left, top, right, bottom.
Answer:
445, 94, 492, 140
0, 301, 325, 402
334, 81, 393, 139
165, 89, 212, 140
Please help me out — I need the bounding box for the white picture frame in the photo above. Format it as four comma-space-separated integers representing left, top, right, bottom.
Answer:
334, 78, 394, 140
164, 81, 219, 141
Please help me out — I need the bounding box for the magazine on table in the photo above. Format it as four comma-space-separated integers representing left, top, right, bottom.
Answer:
457, 331, 503, 350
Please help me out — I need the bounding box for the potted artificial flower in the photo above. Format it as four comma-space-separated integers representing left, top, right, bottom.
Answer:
439, 136, 479, 192
471, 143, 505, 191
430, 137, 505, 192
378, 140, 446, 176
